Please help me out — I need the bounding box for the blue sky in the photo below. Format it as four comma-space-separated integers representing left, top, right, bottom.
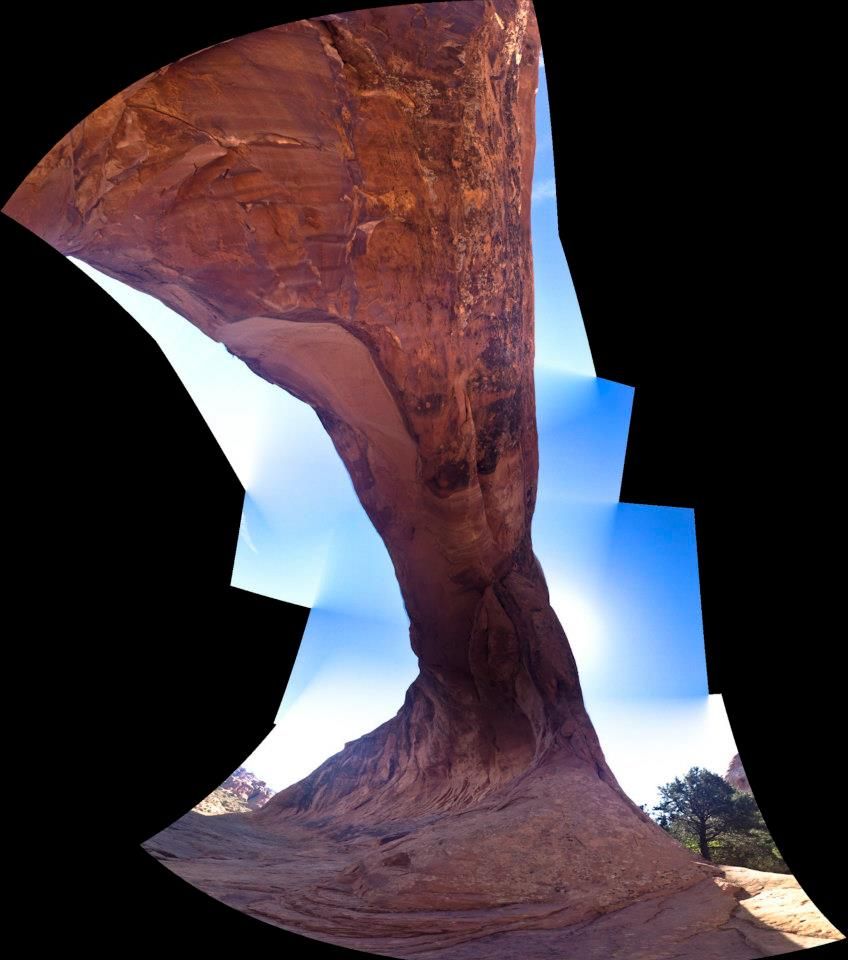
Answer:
68, 57, 737, 810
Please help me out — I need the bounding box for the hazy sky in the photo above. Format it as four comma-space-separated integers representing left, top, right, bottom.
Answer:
69, 57, 737, 811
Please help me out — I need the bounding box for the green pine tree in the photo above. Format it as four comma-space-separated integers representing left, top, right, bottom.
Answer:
652, 766, 787, 871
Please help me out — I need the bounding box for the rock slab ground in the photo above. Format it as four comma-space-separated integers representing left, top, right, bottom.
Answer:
145, 806, 843, 958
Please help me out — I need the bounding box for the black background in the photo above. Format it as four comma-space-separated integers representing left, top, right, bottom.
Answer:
3, 1, 843, 955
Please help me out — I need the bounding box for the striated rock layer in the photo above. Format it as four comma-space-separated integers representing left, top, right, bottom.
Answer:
6, 1, 837, 955
144, 811, 844, 958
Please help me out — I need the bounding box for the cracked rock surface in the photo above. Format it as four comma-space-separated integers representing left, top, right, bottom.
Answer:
4, 1, 842, 956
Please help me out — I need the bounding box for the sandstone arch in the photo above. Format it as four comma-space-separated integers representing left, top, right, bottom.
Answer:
5, 3, 819, 957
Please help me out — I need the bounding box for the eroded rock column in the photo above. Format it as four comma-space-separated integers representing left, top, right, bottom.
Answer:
5, 0, 631, 821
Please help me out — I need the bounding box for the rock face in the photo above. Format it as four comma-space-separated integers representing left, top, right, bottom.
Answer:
727, 753, 752, 794
4, 0, 629, 829
5, 1, 839, 955
194, 768, 275, 815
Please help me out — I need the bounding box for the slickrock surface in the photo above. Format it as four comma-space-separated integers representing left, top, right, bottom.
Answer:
146, 810, 842, 958
194, 767, 275, 815
727, 753, 753, 794
4, 1, 841, 955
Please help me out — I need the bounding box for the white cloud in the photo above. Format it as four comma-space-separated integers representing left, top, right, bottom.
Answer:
239, 513, 259, 554
532, 175, 557, 203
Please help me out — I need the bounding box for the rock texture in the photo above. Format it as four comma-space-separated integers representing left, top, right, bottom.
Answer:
145, 811, 843, 958
4, 1, 841, 955
727, 753, 752, 794
4, 0, 626, 827
194, 767, 275, 815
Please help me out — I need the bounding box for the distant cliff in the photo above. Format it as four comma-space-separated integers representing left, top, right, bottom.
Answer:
194, 768, 275, 816
726, 753, 752, 794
